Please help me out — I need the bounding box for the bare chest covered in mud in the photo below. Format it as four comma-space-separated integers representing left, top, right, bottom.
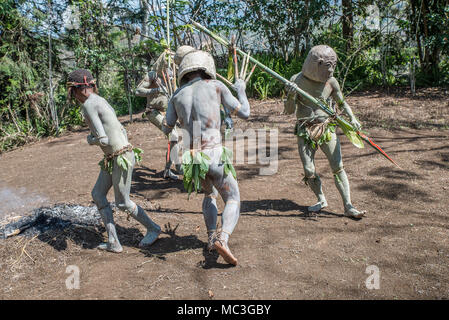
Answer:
295, 77, 333, 119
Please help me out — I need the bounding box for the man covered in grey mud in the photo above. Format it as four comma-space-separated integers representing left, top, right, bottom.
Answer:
135, 46, 195, 180
284, 45, 365, 219
162, 50, 250, 265
67, 69, 161, 253
136, 45, 235, 179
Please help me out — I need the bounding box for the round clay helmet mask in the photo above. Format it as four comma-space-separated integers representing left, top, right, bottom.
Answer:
178, 50, 216, 85
174, 45, 196, 66
302, 45, 337, 83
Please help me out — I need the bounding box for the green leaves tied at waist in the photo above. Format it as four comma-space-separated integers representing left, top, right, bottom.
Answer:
133, 147, 143, 163
99, 145, 143, 174
295, 121, 336, 149
182, 150, 211, 198
182, 146, 237, 199
295, 117, 364, 150
221, 146, 236, 179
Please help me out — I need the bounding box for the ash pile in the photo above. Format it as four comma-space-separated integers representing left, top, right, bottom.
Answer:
0, 204, 107, 239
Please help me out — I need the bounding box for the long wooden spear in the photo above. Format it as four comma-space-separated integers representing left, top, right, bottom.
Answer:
191, 20, 400, 168
166, 0, 172, 89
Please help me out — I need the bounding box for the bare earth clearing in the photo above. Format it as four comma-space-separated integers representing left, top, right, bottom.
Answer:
0, 88, 448, 299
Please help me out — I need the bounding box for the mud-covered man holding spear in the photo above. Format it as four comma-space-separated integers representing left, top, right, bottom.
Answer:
284, 45, 365, 219
189, 21, 400, 221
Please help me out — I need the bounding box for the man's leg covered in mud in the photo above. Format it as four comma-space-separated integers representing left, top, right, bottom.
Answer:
320, 132, 364, 219
91, 170, 123, 253
148, 108, 164, 131
148, 109, 180, 180
214, 165, 240, 265
201, 148, 240, 265
217, 173, 240, 242
164, 127, 182, 179
215, 172, 240, 265
297, 136, 328, 212
113, 152, 162, 246
201, 177, 219, 251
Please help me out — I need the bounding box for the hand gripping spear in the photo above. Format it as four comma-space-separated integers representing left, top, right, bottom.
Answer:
191, 20, 400, 168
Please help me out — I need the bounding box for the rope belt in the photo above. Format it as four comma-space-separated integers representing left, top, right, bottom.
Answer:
102, 144, 134, 169
189, 143, 222, 156
333, 167, 345, 175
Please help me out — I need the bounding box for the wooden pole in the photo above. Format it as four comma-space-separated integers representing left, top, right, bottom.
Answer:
48, 0, 58, 131
216, 73, 234, 88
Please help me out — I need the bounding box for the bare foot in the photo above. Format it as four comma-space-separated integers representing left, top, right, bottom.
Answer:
139, 226, 161, 247
213, 240, 237, 266
344, 205, 365, 220
308, 200, 328, 213
97, 242, 123, 253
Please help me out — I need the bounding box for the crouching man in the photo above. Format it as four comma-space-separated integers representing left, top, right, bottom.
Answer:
162, 51, 250, 265
67, 68, 161, 252
135, 46, 196, 180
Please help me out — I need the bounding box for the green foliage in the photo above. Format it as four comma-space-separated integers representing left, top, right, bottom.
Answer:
182, 151, 211, 198
245, 53, 305, 99
221, 146, 236, 179
1, 0, 449, 152
295, 122, 337, 150
99, 147, 142, 174
0, 0, 159, 152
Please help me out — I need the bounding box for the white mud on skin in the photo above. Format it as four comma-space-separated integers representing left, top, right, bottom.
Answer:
0, 183, 49, 223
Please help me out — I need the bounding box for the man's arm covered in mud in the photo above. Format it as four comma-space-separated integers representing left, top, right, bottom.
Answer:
135, 72, 162, 97
83, 103, 109, 147
283, 74, 299, 115
329, 77, 361, 130
218, 79, 250, 119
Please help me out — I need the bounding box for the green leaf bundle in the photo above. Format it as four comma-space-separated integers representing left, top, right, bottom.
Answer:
182, 150, 211, 198
221, 146, 237, 179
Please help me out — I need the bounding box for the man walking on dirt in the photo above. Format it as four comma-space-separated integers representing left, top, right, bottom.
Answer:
67, 68, 161, 252
162, 50, 251, 266
284, 45, 365, 219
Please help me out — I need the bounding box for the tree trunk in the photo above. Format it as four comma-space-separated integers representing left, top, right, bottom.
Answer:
140, 0, 149, 41
48, 0, 58, 131
342, 0, 353, 51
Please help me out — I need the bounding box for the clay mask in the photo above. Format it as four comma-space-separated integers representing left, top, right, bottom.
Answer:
302, 45, 337, 83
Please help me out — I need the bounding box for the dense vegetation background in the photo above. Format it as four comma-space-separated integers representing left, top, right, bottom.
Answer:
1, 0, 448, 152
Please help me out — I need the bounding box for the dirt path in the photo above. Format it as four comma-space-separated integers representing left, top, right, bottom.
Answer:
0, 90, 448, 299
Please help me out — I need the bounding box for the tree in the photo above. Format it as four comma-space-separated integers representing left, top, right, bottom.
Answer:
408, 0, 449, 79
342, 0, 354, 50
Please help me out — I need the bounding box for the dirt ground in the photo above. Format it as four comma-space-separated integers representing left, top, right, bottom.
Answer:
0, 88, 448, 300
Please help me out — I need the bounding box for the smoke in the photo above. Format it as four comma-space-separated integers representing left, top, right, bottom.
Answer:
0, 184, 48, 220
0, 204, 102, 239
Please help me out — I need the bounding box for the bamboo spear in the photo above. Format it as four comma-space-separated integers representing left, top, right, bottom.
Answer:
246, 64, 257, 83
216, 73, 234, 88
231, 35, 239, 80
166, 0, 170, 67
190, 20, 400, 168
243, 50, 251, 79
